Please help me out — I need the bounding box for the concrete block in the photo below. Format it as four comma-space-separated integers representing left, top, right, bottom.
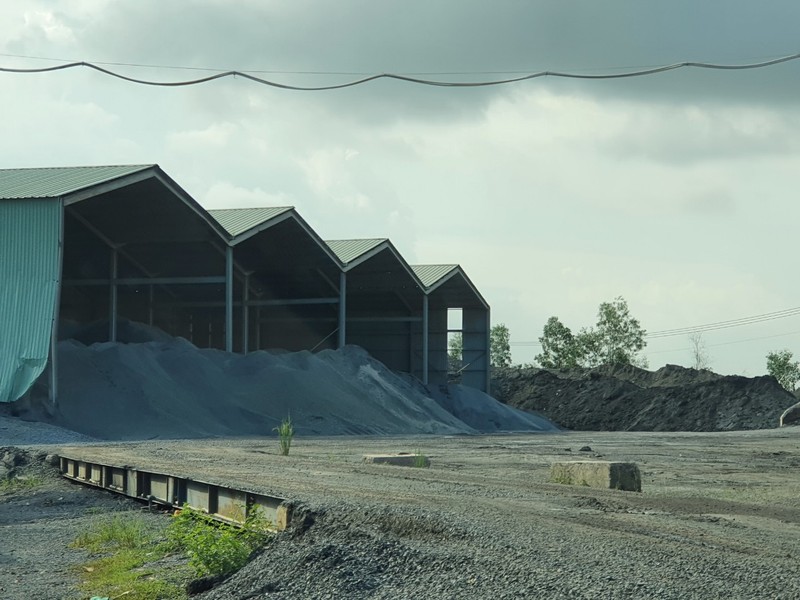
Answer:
550, 461, 641, 492
363, 453, 430, 468
276, 503, 293, 531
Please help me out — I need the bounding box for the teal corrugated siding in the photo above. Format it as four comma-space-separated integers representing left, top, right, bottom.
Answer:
0, 199, 61, 402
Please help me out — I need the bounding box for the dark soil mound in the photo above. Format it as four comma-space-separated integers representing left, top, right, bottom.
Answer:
491, 364, 796, 431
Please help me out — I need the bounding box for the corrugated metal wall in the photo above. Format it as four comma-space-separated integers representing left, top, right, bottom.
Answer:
0, 198, 61, 402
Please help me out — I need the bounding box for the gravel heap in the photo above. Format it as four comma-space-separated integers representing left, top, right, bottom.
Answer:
198, 490, 799, 600
8, 321, 557, 441
492, 363, 796, 431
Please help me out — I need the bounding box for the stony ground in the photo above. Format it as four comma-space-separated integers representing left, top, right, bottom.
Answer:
0, 447, 170, 600
3, 426, 798, 599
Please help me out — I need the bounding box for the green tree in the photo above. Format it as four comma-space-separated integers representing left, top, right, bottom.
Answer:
536, 296, 647, 368
593, 296, 647, 367
448, 332, 463, 373
536, 316, 584, 368
766, 349, 800, 392
490, 323, 512, 368
450, 325, 512, 370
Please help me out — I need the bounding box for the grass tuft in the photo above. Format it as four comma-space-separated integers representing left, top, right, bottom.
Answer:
72, 514, 150, 553
274, 415, 295, 456
412, 449, 430, 468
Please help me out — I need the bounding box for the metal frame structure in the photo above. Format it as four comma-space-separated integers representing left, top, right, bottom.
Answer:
0, 164, 492, 408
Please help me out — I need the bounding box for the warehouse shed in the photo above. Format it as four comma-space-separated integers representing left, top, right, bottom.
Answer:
0, 164, 491, 406
412, 264, 490, 393
325, 238, 426, 378
207, 207, 344, 353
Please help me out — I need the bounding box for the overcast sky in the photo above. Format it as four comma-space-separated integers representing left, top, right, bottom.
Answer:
3, 1, 800, 376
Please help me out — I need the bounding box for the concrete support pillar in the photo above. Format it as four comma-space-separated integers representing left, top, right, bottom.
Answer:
225, 246, 233, 353
338, 271, 347, 348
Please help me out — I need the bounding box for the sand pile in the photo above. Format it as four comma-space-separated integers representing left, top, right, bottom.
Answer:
13, 323, 557, 440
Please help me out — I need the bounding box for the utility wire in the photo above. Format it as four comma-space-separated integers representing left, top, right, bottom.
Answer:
647, 306, 800, 339
510, 305, 800, 347
1, 52, 799, 90
647, 329, 800, 355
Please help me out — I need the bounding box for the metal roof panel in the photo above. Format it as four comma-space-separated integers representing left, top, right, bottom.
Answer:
412, 264, 459, 288
325, 238, 388, 265
208, 207, 294, 237
0, 165, 153, 199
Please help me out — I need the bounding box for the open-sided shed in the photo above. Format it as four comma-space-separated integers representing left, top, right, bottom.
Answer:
0, 164, 492, 405
0, 165, 233, 404
413, 264, 491, 392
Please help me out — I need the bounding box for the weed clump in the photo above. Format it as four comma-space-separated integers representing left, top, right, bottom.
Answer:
412, 449, 430, 468
165, 505, 272, 578
274, 415, 294, 456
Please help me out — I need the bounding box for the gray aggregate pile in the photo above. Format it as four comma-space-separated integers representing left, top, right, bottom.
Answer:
200, 498, 797, 600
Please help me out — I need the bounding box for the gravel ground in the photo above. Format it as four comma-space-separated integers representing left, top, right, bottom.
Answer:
0, 446, 165, 600
2, 413, 799, 599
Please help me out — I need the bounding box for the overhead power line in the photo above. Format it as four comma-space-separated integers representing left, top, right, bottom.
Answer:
0, 52, 799, 91
510, 305, 800, 347
646, 306, 800, 339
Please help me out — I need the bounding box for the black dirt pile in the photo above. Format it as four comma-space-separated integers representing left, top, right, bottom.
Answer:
491, 363, 796, 431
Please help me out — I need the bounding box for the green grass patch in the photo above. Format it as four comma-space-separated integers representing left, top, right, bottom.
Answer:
72, 513, 190, 600
72, 514, 151, 553
0, 476, 43, 494
72, 506, 273, 599
78, 549, 185, 600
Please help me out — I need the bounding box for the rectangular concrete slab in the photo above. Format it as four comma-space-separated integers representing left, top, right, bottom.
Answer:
363, 453, 430, 467
550, 461, 641, 492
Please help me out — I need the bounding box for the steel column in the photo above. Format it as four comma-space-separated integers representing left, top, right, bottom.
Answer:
148, 285, 154, 326
49, 200, 65, 408
242, 275, 250, 354
109, 249, 118, 342
255, 306, 261, 350
422, 295, 429, 385
225, 246, 233, 353
338, 271, 346, 349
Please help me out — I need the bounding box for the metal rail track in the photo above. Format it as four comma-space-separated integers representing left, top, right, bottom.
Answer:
59, 455, 292, 530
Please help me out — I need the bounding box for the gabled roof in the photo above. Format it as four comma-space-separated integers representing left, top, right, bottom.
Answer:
413, 263, 489, 309
209, 206, 342, 279
209, 207, 295, 238
0, 165, 153, 200
325, 238, 388, 267
412, 264, 459, 289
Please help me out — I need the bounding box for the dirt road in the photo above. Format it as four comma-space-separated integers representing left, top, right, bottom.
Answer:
42, 428, 800, 599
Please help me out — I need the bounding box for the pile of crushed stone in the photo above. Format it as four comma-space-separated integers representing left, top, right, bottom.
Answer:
491, 363, 797, 432
9, 323, 557, 440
